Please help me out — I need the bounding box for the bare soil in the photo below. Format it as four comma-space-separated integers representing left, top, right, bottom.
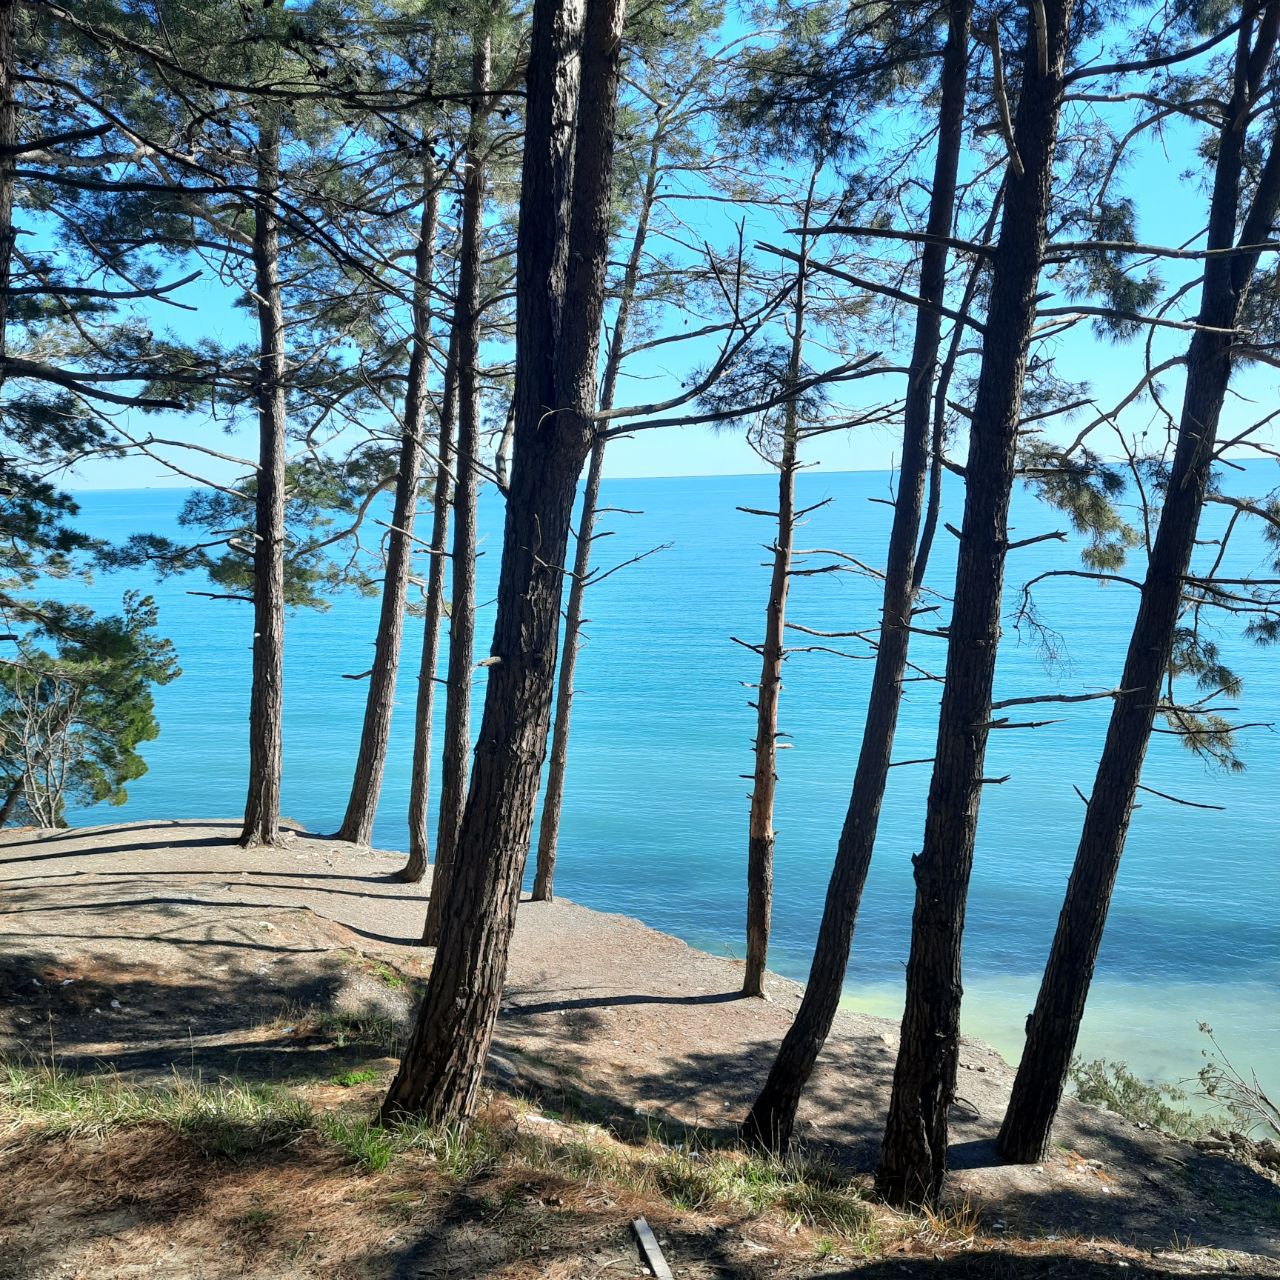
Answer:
1, 820, 1277, 1279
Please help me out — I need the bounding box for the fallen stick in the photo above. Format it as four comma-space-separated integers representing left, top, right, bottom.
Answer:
632, 1216, 674, 1280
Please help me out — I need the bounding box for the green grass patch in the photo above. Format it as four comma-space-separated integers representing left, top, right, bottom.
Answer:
332, 1068, 381, 1088
1, 1062, 315, 1159
371, 963, 406, 991
508, 1114, 875, 1244
0, 1060, 874, 1244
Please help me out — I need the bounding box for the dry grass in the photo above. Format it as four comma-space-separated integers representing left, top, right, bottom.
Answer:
4, 1059, 1267, 1279
0, 1058, 880, 1242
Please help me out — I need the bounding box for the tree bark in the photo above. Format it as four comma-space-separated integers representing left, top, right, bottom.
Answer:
530, 429, 603, 901
998, 5, 1280, 1164
743, 0, 971, 1149
421, 36, 490, 948
381, 0, 626, 1125
0, 0, 16, 380
336, 154, 441, 847
402, 325, 459, 884
531, 129, 662, 902
240, 117, 287, 849
742, 177, 816, 998
494, 398, 515, 491
876, 0, 1074, 1206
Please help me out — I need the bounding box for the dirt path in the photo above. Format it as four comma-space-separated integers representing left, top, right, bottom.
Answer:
2, 820, 1277, 1267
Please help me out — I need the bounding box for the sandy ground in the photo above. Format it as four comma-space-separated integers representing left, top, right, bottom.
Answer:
1, 819, 1277, 1272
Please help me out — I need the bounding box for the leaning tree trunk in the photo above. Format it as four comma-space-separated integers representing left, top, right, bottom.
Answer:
421, 36, 490, 948
742, 191, 813, 997
998, 7, 1280, 1164
337, 154, 441, 846
531, 129, 662, 902
877, 0, 1074, 1207
402, 326, 460, 884
744, 0, 971, 1149
241, 118, 288, 849
381, 0, 626, 1125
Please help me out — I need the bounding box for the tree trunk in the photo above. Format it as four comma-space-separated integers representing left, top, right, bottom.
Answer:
744, 0, 971, 1148
421, 36, 490, 948
743, 178, 816, 997
337, 154, 441, 847
998, 6, 1280, 1165
0, 0, 16, 379
531, 430, 603, 900
0, 779, 21, 827
241, 118, 287, 849
402, 326, 459, 884
876, 0, 1074, 1207
532, 130, 662, 902
381, 0, 626, 1125
494, 398, 516, 491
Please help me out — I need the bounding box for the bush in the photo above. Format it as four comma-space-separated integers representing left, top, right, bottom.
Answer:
1069, 1058, 1213, 1139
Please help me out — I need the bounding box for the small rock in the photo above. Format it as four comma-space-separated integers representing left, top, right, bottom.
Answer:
110, 999, 121, 1009
1253, 1139, 1280, 1170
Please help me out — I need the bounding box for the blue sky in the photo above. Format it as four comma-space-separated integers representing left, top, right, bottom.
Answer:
58, 20, 1280, 491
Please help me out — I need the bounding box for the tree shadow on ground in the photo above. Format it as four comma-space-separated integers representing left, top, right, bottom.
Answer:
0, 933, 412, 1083
2, 825, 1275, 1266
487, 1006, 1280, 1260
0, 818, 246, 852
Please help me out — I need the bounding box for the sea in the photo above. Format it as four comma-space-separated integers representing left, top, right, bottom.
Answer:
50, 463, 1280, 1101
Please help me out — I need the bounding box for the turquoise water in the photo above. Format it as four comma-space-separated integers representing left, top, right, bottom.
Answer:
50, 466, 1280, 1095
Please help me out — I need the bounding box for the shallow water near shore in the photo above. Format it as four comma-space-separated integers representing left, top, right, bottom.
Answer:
56, 465, 1280, 1100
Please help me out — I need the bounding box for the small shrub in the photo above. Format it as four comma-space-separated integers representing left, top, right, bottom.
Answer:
332, 1068, 380, 1088
1070, 1059, 1212, 1139
1197, 1024, 1280, 1140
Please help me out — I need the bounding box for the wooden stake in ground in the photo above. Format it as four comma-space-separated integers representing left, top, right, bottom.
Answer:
632, 1217, 674, 1280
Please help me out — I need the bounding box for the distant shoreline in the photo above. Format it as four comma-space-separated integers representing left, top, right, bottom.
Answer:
59, 453, 1280, 491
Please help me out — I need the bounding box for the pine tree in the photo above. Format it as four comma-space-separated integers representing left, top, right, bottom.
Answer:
877, 0, 1078, 1206
382, 0, 628, 1124
998, 0, 1280, 1163
745, 0, 974, 1146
